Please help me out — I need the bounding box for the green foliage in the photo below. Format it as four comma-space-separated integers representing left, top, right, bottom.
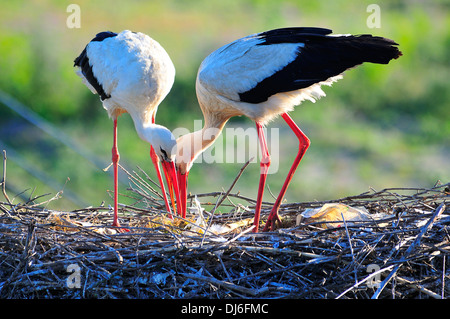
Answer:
0, 0, 448, 210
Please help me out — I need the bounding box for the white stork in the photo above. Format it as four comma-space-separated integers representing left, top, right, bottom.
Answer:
175, 27, 402, 232
74, 30, 181, 230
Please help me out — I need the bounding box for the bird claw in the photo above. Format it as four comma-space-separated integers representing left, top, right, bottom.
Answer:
111, 222, 130, 233
116, 227, 130, 233
263, 212, 282, 232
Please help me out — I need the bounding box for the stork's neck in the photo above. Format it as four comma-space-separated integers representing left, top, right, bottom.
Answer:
176, 115, 228, 174
135, 122, 158, 145
129, 111, 155, 143
129, 110, 170, 153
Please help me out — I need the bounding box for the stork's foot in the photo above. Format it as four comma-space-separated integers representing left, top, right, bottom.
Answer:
112, 221, 130, 233
263, 210, 282, 232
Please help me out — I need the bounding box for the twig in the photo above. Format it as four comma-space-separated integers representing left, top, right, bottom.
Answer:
216, 254, 233, 282
341, 212, 357, 285
371, 203, 446, 299
200, 159, 253, 246
120, 164, 164, 204
396, 276, 442, 299
336, 265, 395, 299
218, 224, 255, 247
442, 254, 446, 299
180, 272, 268, 297
238, 245, 324, 259
1, 150, 12, 208
209, 158, 252, 215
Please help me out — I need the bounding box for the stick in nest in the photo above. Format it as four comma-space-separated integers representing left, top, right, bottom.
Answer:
370, 203, 446, 299
1, 150, 13, 214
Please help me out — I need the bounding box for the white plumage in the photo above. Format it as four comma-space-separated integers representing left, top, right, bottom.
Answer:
176, 27, 402, 232
76, 31, 176, 157
196, 33, 343, 124
89, 32, 174, 116
74, 30, 180, 229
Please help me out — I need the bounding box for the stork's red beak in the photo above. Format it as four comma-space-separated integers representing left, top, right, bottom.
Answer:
177, 171, 188, 219
161, 160, 182, 217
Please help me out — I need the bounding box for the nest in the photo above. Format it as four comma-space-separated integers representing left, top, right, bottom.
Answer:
0, 160, 449, 299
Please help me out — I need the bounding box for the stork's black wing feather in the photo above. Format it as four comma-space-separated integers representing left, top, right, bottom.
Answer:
256, 27, 333, 44
74, 31, 118, 101
239, 28, 402, 104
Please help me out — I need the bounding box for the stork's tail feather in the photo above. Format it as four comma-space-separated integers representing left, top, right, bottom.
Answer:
343, 34, 403, 65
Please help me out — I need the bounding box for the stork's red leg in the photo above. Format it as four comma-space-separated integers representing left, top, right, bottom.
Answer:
177, 171, 188, 219
253, 122, 271, 233
150, 114, 176, 217
150, 146, 174, 218
263, 113, 310, 231
111, 118, 128, 231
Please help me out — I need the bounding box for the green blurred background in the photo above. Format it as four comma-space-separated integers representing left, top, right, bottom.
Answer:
0, 0, 448, 211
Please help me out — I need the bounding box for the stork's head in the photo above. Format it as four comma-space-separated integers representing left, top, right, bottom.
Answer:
147, 124, 178, 163
139, 124, 181, 216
